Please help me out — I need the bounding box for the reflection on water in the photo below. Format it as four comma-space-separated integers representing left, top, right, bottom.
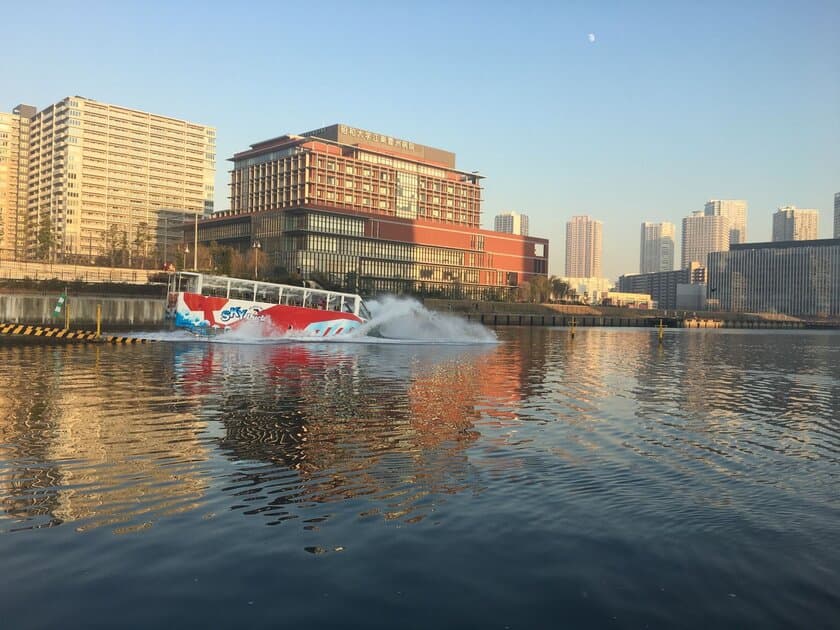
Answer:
0, 341, 513, 533
0, 329, 838, 628
0, 345, 209, 533
195, 342, 500, 525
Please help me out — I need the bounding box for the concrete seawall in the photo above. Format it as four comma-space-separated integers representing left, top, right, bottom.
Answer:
425, 299, 837, 329
460, 312, 810, 329
0, 294, 166, 328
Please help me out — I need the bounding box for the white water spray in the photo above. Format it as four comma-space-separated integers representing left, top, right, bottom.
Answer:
353, 295, 497, 344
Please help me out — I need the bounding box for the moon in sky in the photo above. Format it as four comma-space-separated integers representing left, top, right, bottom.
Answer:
588, 33, 596, 43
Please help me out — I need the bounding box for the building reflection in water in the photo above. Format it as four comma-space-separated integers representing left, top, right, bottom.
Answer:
632, 330, 838, 433
0, 336, 536, 533
628, 329, 840, 498
5, 330, 831, 535
0, 347, 64, 528
172, 340, 516, 526
0, 345, 209, 533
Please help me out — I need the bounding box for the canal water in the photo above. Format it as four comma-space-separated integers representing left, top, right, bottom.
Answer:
0, 325, 838, 628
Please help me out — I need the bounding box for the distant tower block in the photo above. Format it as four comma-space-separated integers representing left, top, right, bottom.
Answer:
639, 221, 675, 273
565, 215, 602, 277
494, 211, 529, 236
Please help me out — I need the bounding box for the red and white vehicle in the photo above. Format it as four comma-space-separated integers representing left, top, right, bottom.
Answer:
167, 272, 371, 337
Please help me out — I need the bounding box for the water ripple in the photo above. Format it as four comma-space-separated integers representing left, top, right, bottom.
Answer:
0, 329, 839, 628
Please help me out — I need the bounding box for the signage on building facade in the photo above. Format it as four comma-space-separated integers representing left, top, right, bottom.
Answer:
338, 124, 416, 151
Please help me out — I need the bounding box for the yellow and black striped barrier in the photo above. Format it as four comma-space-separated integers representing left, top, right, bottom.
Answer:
103, 335, 154, 344
0, 322, 154, 344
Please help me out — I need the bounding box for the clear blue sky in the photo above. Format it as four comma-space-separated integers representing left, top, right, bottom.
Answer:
2, 0, 838, 278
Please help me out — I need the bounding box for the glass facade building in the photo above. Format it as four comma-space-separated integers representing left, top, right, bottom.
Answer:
205, 125, 548, 299
707, 239, 840, 316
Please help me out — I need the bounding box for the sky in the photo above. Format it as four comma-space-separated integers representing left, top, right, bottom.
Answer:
2, 0, 838, 279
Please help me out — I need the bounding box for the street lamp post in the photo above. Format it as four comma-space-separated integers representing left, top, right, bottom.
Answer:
162, 215, 168, 268
193, 213, 199, 270
252, 240, 261, 280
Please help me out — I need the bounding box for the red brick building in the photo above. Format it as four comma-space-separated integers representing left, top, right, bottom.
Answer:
197, 124, 548, 299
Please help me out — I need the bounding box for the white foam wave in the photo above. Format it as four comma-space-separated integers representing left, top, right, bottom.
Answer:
353, 295, 497, 344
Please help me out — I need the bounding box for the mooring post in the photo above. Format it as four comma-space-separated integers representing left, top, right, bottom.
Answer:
96, 304, 102, 338
571, 316, 576, 338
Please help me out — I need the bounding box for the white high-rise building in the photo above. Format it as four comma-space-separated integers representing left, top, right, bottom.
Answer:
0, 104, 35, 260
565, 215, 602, 277
682, 211, 729, 269
705, 199, 747, 244
834, 193, 839, 239
772, 206, 819, 242
24, 96, 215, 261
639, 221, 675, 273
494, 211, 529, 236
